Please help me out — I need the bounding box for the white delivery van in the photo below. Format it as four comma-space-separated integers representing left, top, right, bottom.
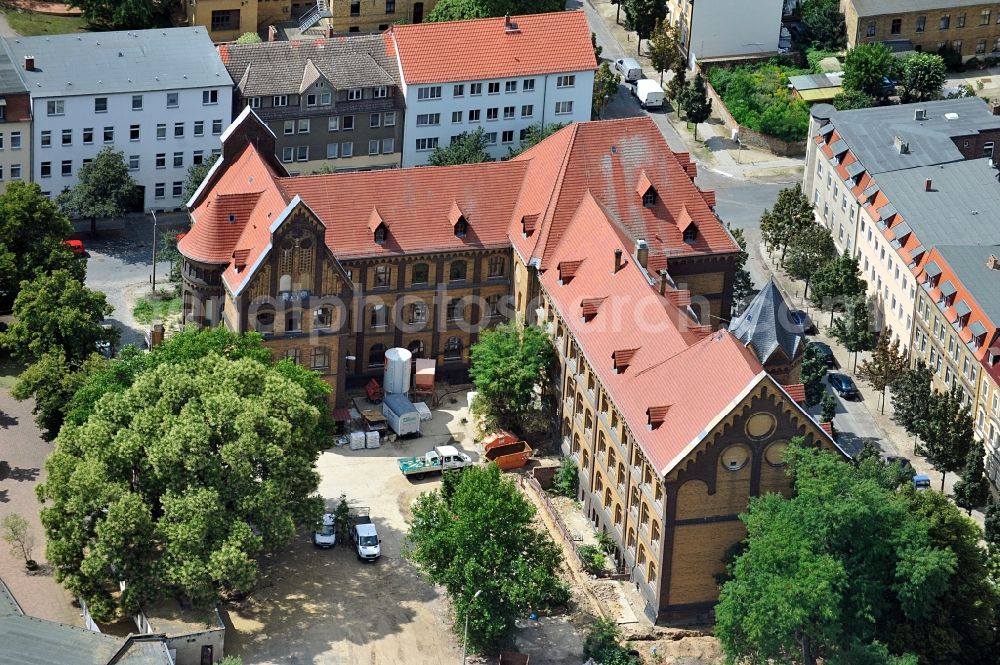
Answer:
614, 57, 643, 83
313, 512, 336, 549
635, 79, 665, 109
383, 393, 421, 437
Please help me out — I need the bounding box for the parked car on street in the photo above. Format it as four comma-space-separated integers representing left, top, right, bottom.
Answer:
65, 239, 86, 256
790, 309, 816, 334
809, 341, 835, 367
632, 79, 664, 109
828, 373, 859, 399
912, 474, 932, 491
614, 57, 643, 83
350, 508, 381, 561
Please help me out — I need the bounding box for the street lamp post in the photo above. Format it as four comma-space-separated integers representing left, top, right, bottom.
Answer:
461, 589, 483, 665
150, 209, 158, 292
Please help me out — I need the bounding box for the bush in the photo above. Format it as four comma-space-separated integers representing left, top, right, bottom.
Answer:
595, 530, 618, 556
552, 457, 578, 498
708, 62, 811, 142
235, 32, 261, 44
583, 618, 641, 664
579, 545, 608, 575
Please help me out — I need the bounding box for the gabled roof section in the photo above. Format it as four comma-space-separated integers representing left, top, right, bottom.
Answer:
221, 34, 399, 96
508, 117, 739, 270
368, 207, 386, 233
635, 170, 654, 197
539, 191, 767, 473
729, 278, 804, 364
386, 11, 596, 84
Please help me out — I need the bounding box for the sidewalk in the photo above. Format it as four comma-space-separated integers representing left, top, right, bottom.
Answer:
585, 0, 805, 182
760, 242, 986, 527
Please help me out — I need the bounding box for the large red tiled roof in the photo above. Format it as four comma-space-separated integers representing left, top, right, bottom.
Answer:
279, 161, 528, 261
385, 11, 596, 84
509, 119, 738, 270
541, 192, 768, 473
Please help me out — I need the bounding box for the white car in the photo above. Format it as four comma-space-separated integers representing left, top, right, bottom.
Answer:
313, 513, 336, 549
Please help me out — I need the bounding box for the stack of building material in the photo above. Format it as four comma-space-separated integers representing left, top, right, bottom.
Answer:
413, 358, 437, 406
414, 401, 432, 421
365, 430, 381, 449
349, 431, 366, 450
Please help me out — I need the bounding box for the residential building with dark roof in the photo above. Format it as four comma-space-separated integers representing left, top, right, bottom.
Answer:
385, 12, 596, 166
180, 109, 842, 622
842, 0, 1000, 60
219, 35, 403, 174
804, 97, 1000, 346
2, 27, 233, 210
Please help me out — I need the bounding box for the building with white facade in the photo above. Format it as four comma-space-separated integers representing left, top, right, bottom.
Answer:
804, 98, 1000, 344
386, 11, 596, 167
665, 0, 784, 66
3, 28, 233, 210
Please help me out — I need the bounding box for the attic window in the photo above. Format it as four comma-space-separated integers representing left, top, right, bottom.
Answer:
580, 297, 606, 322
228, 213, 237, 223
989, 346, 1000, 365
558, 260, 582, 284
374, 224, 387, 244
683, 225, 698, 243
612, 348, 638, 373
646, 405, 669, 430
642, 189, 657, 207
454, 217, 468, 238
521, 213, 538, 236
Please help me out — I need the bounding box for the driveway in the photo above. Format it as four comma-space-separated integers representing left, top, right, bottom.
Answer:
223, 392, 474, 665
0, 388, 80, 626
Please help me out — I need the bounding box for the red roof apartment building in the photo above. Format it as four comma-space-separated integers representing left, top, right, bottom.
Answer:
180, 108, 841, 622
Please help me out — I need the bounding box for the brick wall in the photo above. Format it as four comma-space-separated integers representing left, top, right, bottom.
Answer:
702, 78, 807, 158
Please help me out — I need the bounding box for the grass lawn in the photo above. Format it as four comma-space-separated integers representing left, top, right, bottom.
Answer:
0, 354, 25, 391
132, 293, 182, 325
1, 9, 88, 36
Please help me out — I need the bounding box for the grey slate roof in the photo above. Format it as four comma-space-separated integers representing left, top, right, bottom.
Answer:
222, 35, 399, 97
935, 245, 1000, 325
0, 40, 26, 95
729, 278, 803, 366
827, 98, 1000, 174
872, 159, 1000, 251
2, 27, 231, 97
0, 579, 171, 665
850, 0, 990, 16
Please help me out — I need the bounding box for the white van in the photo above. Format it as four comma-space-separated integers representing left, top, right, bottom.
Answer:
634, 79, 665, 109
614, 57, 643, 83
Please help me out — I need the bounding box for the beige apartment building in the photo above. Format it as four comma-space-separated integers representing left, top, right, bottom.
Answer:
842, 0, 1000, 58
0, 46, 30, 192
804, 98, 1000, 345
185, 0, 293, 42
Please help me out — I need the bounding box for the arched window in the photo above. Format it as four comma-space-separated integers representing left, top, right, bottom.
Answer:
368, 343, 386, 368
407, 339, 425, 358
454, 217, 468, 237
255, 306, 275, 333
449, 261, 467, 281
444, 335, 462, 360
648, 561, 657, 584
651, 520, 660, 543
572, 433, 581, 454
313, 306, 334, 329
582, 449, 590, 470
637, 545, 647, 568
374, 224, 387, 244
683, 225, 698, 243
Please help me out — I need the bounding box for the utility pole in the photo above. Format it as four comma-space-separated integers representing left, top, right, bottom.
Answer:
150, 209, 158, 291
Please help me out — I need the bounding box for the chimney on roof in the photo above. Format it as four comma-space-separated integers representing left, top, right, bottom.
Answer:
990, 99, 1000, 116
925, 178, 933, 192
635, 240, 649, 270
614, 248, 623, 273
23, 55, 33, 71
503, 13, 519, 32
325, 24, 334, 39
894, 135, 909, 154
914, 108, 926, 121
988, 254, 1000, 271
659, 270, 668, 296
268, 25, 278, 42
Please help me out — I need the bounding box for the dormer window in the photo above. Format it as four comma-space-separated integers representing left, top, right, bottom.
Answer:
642, 189, 657, 207
683, 225, 698, 243
454, 217, 468, 238
374, 224, 387, 244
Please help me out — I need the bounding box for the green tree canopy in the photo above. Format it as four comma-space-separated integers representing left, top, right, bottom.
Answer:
800, 0, 847, 50
832, 89, 877, 110
900, 52, 947, 102
235, 31, 262, 44
37, 352, 327, 620
426, 0, 561, 21
684, 73, 713, 139
648, 18, 680, 84
919, 387, 975, 492
0, 181, 83, 310
829, 295, 877, 371
404, 464, 567, 652
809, 251, 866, 323
427, 128, 492, 166
593, 61, 621, 118
58, 147, 138, 234
783, 224, 836, 297
0, 270, 116, 364
802, 344, 828, 407
716, 442, 954, 665
11, 350, 106, 440
760, 184, 815, 263
727, 225, 756, 314
623, 0, 665, 55
953, 442, 991, 515
843, 43, 895, 99
889, 360, 933, 439
67, 0, 154, 29
469, 323, 554, 432
183, 153, 219, 202
857, 334, 906, 414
